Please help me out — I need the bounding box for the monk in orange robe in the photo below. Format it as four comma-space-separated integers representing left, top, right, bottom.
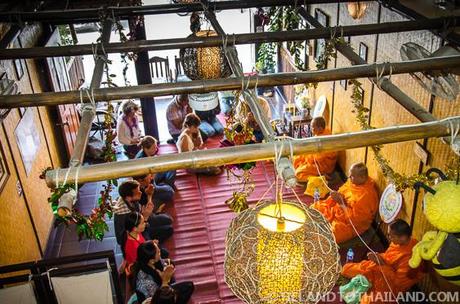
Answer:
293, 117, 337, 182
342, 219, 423, 304
312, 162, 378, 243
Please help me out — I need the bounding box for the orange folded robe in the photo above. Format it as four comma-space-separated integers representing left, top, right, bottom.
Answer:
293, 128, 337, 182
311, 178, 378, 243
342, 239, 423, 304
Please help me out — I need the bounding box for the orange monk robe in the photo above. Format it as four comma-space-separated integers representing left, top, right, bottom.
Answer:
311, 178, 378, 243
342, 239, 423, 304
293, 128, 337, 182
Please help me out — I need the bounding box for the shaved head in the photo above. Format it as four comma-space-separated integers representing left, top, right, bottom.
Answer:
349, 162, 368, 185
311, 116, 326, 136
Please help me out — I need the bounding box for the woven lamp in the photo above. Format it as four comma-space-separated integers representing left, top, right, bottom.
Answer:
180, 30, 232, 80
224, 199, 341, 303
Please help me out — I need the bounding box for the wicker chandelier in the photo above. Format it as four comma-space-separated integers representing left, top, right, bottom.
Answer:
224, 199, 341, 303
180, 30, 232, 80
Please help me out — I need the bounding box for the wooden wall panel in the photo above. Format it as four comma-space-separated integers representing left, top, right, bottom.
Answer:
0, 129, 41, 266
2, 109, 54, 252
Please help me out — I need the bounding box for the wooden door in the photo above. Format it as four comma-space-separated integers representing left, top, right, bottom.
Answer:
45, 30, 79, 157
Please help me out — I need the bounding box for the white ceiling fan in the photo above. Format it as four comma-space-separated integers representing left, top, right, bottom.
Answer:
400, 42, 460, 101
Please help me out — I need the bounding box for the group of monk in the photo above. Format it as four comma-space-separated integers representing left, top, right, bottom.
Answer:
294, 116, 424, 303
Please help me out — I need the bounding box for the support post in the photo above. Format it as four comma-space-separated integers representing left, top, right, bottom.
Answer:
131, 17, 159, 139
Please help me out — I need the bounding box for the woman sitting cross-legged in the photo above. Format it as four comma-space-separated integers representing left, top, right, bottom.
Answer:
176, 113, 221, 175
133, 242, 194, 304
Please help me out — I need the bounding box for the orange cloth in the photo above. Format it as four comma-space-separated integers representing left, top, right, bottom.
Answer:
312, 177, 378, 243
342, 239, 423, 304
293, 128, 337, 182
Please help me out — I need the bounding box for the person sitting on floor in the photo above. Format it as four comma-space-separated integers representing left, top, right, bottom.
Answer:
133, 242, 195, 304
117, 100, 143, 158
293, 116, 337, 182
166, 94, 192, 143
114, 181, 174, 246
312, 162, 378, 244
235, 96, 271, 143
342, 219, 424, 303
133, 174, 174, 211
194, 100, 224, 139
177, 113, 221, 175
122, 212, 147, 266
136, 136, 177, 189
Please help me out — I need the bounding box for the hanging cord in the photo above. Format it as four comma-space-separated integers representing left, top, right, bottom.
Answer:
311, 158, 399, 302
43, 267, 58, 291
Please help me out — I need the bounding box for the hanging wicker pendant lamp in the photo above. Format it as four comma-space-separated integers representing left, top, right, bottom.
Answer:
347, 2, 368, 20
180, 30, 232, 80
224, 199, 341, 303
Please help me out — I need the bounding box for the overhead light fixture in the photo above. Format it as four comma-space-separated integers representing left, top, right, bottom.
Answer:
347, 2, 368, 20
224, 198, 340, 303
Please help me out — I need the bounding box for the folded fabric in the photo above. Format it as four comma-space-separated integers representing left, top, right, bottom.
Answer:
339, 274, 371, 304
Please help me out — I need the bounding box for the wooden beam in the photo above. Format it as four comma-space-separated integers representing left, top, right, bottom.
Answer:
45, 116, 460, 188
68, 19, 112, 167
0, 17, 458, 60
0, 0, 363, 24
298, 7, 437, 122
0, 56, 459, 108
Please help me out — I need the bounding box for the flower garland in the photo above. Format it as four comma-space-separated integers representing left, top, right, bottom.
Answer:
40, 169, 114, 241
348, 80, 428, 192
223, 92, 256, 213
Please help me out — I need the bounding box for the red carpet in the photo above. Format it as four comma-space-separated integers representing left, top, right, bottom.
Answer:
157, 137, 383, 304
158, 137, 311, 303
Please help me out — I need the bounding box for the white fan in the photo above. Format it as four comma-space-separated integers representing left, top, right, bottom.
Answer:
400, 42, 459, 101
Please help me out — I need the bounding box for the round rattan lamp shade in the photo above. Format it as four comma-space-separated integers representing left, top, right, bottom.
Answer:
224, 200, 341, 304
180, 30, 232, 80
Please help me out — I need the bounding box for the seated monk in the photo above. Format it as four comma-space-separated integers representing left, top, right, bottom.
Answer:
342, 219, 424, 304
312, 162, 378, 243
293, 116, 337, 182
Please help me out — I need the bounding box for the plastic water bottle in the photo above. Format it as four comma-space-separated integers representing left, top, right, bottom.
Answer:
346, 248, 355, 263
313, 188, 321, 203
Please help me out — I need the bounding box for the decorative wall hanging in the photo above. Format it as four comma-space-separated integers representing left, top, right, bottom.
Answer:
180, 30, 232, 80
225, 198, 341, 303
347, 2, 368, 20
379, 183, 403, 223
15, 109, 40, 176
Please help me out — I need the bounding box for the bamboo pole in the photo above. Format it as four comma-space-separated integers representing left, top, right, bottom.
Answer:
68, 19, 112, 167
1, 55, 459, 109
1, 17, 458, 60
0, 0, 362, 23
204, 9, 275, 140
298, 8, 437, 122
45, 116, 460, 188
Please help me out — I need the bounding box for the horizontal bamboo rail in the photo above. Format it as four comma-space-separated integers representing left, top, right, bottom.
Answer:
45, 116, 460, 188
0, 0, 361, 23
1, 56, 459, 109
1, 17, 458, 60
